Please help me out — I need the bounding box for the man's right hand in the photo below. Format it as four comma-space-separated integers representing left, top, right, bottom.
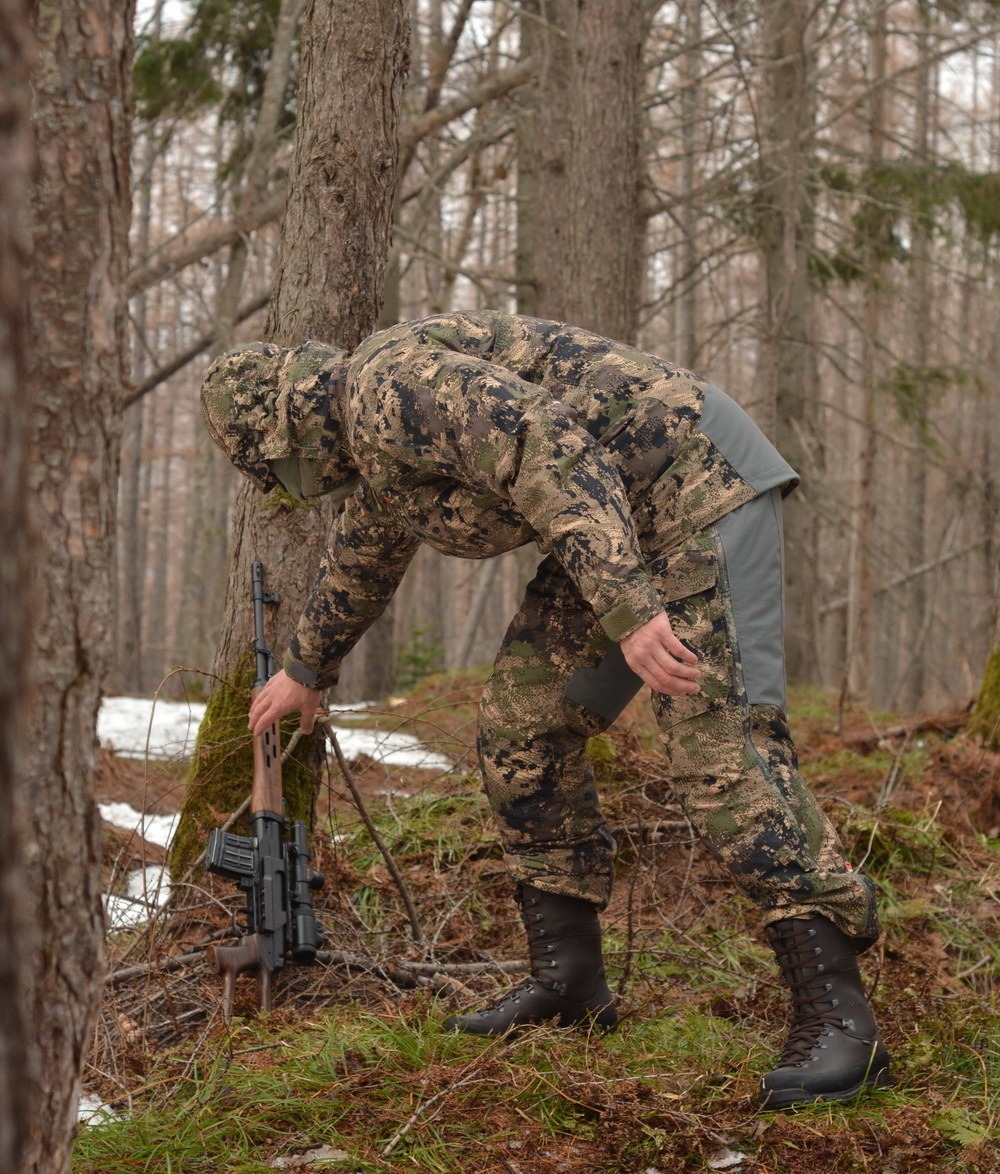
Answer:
248, 669, 322, 736
619, 611, 703, 697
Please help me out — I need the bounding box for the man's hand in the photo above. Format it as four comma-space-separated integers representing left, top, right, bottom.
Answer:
248, 669, 322, 736
619, 611, 703, 696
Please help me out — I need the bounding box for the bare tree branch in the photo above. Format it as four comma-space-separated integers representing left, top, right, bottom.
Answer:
127, 187, 287, 297
124, 289, 270, 408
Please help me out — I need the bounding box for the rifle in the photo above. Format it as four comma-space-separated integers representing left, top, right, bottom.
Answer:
204, 561, 325, 1022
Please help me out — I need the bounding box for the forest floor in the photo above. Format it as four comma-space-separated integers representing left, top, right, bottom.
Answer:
77, 676, 1000, 1173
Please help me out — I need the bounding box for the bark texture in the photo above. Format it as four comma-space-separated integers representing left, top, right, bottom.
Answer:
20, 2, 134, 1170
220, 0, 410, 692
0, 0, 36, 1167
752, 0, 821, 683
516, 0, 644, 343
172, 0, 409, 877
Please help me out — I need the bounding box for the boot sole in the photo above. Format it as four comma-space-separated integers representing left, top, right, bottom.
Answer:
444, 1006, 619, 1037
759, 1065, 892, 1112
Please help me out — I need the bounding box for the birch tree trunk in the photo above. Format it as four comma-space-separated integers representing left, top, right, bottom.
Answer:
170, 0, 409, 878
0, 1, 36, 1166
21, 2, 134, 1170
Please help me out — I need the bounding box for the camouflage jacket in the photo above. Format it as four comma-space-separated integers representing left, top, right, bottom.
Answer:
284, 311, 796, 689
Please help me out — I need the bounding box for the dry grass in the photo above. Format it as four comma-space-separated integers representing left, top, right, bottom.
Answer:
79, 679, 1000, 1172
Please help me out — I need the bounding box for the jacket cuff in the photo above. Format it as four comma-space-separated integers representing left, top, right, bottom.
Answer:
282, 648, 334, 690
598, 581, 663, 643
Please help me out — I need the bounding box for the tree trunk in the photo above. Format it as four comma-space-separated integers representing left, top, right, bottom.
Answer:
844, 1, 888, 706
21, 1, 134, 1170
170, 0, 409, 879
896, 20, 934, 710
176, 0, 302, 684
752, 0, 821, 683
969, 647, 1000, 749
0, 1, 36, 1166
675, 0, 703, 370
516, 0, 644, 342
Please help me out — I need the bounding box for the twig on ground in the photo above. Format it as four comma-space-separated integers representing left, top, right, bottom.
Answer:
105, 945, 218, 986
320, 717, 427, 947
381, 1064, 491, 1157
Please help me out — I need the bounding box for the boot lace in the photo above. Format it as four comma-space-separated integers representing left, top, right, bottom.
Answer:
520, 890, 564, 993
770, 922, 844, 1066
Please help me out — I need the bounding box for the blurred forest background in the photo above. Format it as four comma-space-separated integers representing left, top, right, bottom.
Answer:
119, 0, 1000, 714
4, 3, 1000, 1170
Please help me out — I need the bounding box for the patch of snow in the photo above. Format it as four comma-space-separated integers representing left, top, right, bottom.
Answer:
95, 697, 452, 933
98, 696, 206, 760
99, 801, 174, 930
707, 1150, 748, 1170
78, 1092, 120, 1125
105, 865, 171, 931
99, 802, 179, 849
98, 695, 453, 771
330, 725, 452, 771
127, 864, 170, 904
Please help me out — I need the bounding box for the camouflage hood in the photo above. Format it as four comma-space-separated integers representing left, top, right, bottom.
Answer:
200, 340, 356, 496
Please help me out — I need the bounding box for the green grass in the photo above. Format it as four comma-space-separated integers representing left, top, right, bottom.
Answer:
78, 677, 1000, 1173
76, 987, 1000, 1171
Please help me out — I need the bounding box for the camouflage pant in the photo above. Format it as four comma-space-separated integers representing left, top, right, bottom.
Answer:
477, 489, 879, 947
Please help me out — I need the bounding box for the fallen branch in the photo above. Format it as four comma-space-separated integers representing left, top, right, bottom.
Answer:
104, 943, 525, 988
381, 1063, 496, 1158
319, 949, 526, 977
105, 948, 210, 986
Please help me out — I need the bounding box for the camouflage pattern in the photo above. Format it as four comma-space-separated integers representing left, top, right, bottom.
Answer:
201, 310, 875, 943
645, 525, 879, 946
201, 339, 354, 496
276, 311, 775, 684
480, 522, 879, 946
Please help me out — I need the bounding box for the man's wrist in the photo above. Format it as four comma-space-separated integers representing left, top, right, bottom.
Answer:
281, 649, 324, 689
598, 580, 663, 643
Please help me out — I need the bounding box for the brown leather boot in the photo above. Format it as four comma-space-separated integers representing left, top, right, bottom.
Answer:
444, 884, 618, 1035
760, 915, 891, 1110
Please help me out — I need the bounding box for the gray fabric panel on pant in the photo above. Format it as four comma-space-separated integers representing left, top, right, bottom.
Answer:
713, 487, 788, 709
564, 642, 644, 723
698, 384, 799, 496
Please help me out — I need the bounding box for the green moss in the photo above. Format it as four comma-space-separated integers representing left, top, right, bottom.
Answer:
259, 487, 317, 515
969, 646, 1000, 749
167, 656, 324, 880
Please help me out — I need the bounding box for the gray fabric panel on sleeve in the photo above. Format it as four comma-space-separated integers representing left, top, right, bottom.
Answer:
713, 487, 788, 709
564, 642, 644, 724
699, 384, 799, 496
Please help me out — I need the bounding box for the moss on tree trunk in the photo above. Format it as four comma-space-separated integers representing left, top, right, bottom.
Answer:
969, 647, 1000, 749
168, 656, 323, 880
